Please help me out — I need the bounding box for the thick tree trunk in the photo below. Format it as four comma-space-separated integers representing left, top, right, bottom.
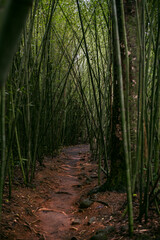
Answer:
108, 0, 138, 191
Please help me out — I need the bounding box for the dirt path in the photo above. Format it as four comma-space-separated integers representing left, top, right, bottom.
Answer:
1, 144, 160, 240
37, 145, 90, 240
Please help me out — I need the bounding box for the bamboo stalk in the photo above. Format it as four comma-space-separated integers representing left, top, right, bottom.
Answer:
0, 85, 6, 219
112, 0, 133, 235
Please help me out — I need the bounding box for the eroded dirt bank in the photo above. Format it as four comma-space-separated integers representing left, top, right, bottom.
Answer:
1, 145, 160, 240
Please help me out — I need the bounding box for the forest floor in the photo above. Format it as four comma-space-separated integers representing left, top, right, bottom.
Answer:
1, 144, 160, 240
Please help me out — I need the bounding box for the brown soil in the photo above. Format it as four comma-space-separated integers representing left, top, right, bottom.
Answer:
1, 144, 160, 240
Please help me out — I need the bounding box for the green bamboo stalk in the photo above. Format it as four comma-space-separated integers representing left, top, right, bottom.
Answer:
76, 0, 108, 174
24, 0, 39, 180
10, 87, 27, 184
154, 56, 160, 173
120, 0, 132, 174
144, 2, 160, 221
30, 0, 58, 180
112, 0, 133, 235
0, 85, 6, 219
137, 0, 146, 221
23, 26, 32, 182
133, 1, 143, 219
52, 23, 99, 151
94, 10, 103, 179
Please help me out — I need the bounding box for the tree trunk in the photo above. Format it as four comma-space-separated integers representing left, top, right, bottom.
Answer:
108, 0, 138, 191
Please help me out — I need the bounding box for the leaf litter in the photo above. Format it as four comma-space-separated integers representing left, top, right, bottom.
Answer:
1, 144, 160, 240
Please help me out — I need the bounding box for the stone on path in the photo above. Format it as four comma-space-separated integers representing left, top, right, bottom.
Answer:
90, 232, 108, 240
79, 198, 94, 209
90, 226, 115, 240
88, 217, 96, 225
71, 218, 81, 225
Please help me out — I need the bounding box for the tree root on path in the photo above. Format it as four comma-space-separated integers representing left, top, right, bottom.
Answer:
23, 220, 46, 239
38, 208, 67, 216
87, 181, 108, 195
95, 200, 110, 207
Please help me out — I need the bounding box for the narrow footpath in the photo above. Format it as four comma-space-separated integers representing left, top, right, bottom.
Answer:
1, 145, 158, 240
37, 145, 91, 240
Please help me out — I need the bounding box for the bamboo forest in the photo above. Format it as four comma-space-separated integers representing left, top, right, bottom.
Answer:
0, 0, 159, 239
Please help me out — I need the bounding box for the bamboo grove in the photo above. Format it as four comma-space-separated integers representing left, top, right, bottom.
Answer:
0, 0, 159, 236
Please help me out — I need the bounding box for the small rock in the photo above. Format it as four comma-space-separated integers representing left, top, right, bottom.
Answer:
90, 232, 108, 240
90, 226, 115, 240
88, 217, 96, 225
79, 198, 93, 209
96, 226, 115, 234
71, 219, 81, 225
104, 226, 115, 233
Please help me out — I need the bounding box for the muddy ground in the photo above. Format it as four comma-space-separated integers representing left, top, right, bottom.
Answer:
1, 145, 160, 240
